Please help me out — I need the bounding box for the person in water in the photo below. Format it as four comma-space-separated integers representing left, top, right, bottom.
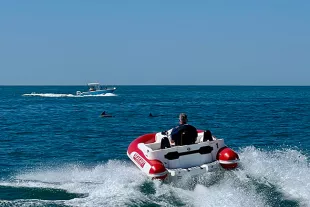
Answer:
149, 113, 158, 117
170, 113, 197, 146
101, 111, 113, 117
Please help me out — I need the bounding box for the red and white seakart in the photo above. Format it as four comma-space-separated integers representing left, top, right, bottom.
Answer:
127, 130, 239, 182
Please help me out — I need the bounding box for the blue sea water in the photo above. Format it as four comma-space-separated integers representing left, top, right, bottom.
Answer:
0, 86, 310, 207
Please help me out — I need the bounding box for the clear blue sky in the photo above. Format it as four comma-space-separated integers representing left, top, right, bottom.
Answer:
0, 1, 309, 85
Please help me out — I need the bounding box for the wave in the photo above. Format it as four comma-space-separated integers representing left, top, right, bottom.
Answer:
22, 93, 117, 98
0, 147, 309, 206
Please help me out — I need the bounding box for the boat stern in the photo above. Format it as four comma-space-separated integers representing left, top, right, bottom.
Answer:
165, 161, 219, 182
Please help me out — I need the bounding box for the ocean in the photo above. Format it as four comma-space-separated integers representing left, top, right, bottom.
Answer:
0, 86, 309, 207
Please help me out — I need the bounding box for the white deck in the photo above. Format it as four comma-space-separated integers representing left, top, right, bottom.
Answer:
139, 132, 226, 170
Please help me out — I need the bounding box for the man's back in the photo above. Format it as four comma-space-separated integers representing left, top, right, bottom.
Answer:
171, 124, 198, 146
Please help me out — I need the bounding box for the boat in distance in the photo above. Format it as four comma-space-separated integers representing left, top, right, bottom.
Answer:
127, 130, 239, 182
76, 83, 116, 96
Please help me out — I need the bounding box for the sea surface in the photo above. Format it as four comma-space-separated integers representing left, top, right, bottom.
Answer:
0, 86, 310, 207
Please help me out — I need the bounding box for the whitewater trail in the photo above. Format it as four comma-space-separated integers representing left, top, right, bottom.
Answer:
1, 147, 309, 206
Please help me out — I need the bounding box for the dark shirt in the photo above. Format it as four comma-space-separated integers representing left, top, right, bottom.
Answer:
171, 124, 198, 145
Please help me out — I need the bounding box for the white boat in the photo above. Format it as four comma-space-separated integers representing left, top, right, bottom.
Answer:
76, 83, 116, 96
127, 130, 239, 182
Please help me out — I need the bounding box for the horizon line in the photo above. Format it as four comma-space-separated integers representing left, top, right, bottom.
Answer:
1, 84, 310, 87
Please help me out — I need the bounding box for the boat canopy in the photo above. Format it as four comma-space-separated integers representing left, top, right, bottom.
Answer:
87, 83, 101, 91
87, 83, 100, 86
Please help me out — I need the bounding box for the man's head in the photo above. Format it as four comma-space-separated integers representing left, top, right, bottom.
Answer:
179, 113, 188, 124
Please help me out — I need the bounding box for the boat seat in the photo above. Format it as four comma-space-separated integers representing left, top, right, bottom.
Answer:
175, 128, 197, 146
203, 130, 213, 141
160, 137, 171, 149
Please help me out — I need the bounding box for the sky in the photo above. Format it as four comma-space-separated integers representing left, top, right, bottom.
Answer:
0, 1, 309, 85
